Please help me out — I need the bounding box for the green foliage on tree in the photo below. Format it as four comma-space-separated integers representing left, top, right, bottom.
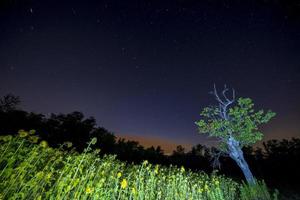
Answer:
195, 97, 276, 150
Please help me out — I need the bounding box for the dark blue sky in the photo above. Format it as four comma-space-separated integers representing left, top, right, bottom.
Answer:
0, 0, 299, 149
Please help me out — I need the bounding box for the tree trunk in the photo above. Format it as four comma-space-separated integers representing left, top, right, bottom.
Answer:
227, 137, 256, 184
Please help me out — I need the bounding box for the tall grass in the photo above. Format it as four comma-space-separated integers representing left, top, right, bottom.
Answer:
0, 130, 278, 200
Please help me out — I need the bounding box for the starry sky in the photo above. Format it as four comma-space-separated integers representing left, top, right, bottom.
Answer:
0, 0, 299, 152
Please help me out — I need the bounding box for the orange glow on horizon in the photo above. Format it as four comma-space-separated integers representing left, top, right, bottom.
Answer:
116, 134, 192, 155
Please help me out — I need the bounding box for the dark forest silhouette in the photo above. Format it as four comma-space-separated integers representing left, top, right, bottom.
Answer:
0, 94, 299, 194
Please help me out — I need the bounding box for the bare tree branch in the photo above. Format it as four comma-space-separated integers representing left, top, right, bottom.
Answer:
210, 84, 236, 121
222, 85, 231, 102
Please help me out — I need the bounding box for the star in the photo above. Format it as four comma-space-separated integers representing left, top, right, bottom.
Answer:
9, 65, 15, 71
71, 8, 76, 15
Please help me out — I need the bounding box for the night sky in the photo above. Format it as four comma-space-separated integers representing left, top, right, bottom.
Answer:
0, 0, 299, 152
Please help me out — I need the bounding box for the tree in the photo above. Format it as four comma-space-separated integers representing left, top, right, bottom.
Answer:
44, 111, 96, 150
195, 85, 275, 184
173, 145, 185, 156
0, 94, 21, 112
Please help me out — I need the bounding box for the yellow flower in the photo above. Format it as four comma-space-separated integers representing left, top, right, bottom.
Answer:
154, 165, 159, 174
29, 129, 36, 135
73, 178, 80, 187
131, 187, 137, 195
94, 148, 101, 154
86, 187, 93, 194
29, 135, 39, 143
65, 141, 73, 148
180, 166, 185, 173
18, 130, 28, 137
36, 171, 44, 179
198, 188, 204, 193
121, 179, 127, 189
117, 172, 122, 178
90, 137, 97, 145
142, 160, 148, 165
40, 140, 48, 148
46, 173, 52, 180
